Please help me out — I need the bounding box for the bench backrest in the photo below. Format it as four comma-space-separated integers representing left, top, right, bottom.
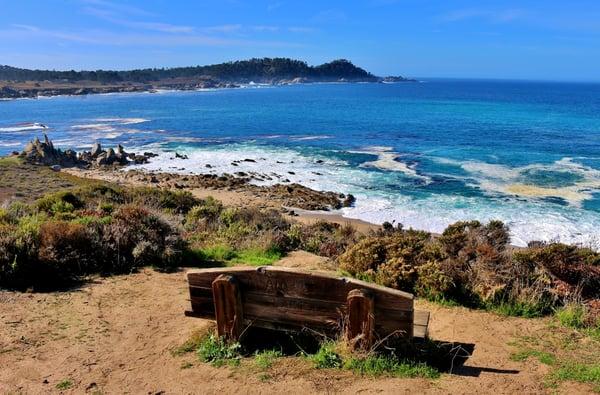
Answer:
186, 266, 415, 345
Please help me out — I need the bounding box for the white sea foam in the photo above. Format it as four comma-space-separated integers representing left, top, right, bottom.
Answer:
93, 118, 150, 125
290, 135, 333, 141
356, 146, 431, 182
124, 143, 600, 248
434, 157, 600, 207
0, 122, 48, 132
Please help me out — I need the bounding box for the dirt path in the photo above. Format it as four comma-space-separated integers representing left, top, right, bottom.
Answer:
2, 254, 585, 394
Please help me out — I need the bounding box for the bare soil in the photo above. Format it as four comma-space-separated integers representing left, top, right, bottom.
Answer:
1, 253, 589, 394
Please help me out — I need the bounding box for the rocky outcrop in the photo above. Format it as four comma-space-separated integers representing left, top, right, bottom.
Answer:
20, 135, 79, 166
21, 136, 156, 168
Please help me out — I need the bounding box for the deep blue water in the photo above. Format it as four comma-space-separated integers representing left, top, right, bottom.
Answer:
1, 79, 599, 246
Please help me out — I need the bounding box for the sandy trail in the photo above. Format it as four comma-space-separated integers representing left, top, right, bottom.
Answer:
1, 252, 574, 394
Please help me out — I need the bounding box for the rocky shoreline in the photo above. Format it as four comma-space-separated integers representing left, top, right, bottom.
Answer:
12, 135, 354, 211
0, 77, 238, 99
0, 77, 416, 100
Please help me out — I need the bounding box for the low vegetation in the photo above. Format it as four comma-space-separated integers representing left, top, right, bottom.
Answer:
339, 221, 600, 325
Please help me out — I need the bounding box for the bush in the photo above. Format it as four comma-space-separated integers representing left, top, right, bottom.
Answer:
38, 221, 96, 281
102, 205, 185, 272
130, 188, 199, 214
338, 229, 442, 294
35, 191, 84, 214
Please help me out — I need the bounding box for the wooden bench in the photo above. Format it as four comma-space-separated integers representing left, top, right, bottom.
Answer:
185, 266, 430, 349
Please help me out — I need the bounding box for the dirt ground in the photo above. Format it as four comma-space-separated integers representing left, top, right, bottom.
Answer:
1, 251, 589, 394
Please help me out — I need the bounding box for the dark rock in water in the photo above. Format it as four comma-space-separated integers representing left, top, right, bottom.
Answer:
316, 159, 324, 164
231, 162, 239, 167
175, 152, 189, 160
144, 152, 159, 158
205, 164, 213, 168
91, 142, 103, 157
343, 194, 356, 207
243, 158, 256, 163
133, 155, 148, 164
288, 171, 296, 175
235, 172, 248, 177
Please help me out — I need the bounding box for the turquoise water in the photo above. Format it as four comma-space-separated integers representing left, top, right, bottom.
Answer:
1, 79, 599, 246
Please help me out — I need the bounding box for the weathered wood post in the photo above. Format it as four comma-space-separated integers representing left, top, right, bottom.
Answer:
212, 274, 243, 342
346, 289, 374, 351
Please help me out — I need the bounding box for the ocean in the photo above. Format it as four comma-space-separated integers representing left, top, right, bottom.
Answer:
1, 79, 599, 247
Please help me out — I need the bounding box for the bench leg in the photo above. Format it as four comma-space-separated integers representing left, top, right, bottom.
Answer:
346, 289, 374, 351
212, 274, 244, 342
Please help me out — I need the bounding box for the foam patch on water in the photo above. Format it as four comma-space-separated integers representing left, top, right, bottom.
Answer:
356, 146, 431, 183
439, 157, 600, 207
0, 122, 49, 132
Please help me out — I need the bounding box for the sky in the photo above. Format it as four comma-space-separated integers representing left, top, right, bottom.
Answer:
1, 0, 600, 81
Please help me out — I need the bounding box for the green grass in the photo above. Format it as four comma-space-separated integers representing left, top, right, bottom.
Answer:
230, 248, 282, 265
0, 156, 20, 167
549, 363, 600, 392
197, 334, 242, 367
309, 342, 343, 369
488, 300, 550, 318
307, 342, 440, 379
190, 245, 282, 266
171, 331, 207, 356
510, 349, 556, 365
254, 349, 283, 369
555, 304, 586, 329
55, 379, 73, 390
344, 355, 440, 379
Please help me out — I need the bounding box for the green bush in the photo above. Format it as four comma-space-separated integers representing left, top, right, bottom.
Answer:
35, 191, 84, 214
130, 187, 199, 214
338, 229, 442, 294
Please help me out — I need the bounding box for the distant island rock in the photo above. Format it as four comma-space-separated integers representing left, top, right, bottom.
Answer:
0, 58, 415, 99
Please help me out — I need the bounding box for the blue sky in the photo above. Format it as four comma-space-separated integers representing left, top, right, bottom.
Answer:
1, 0, 600, 81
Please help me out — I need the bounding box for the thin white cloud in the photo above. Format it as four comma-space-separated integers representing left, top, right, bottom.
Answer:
83, 6, 195, 34
203, 24, 243, 33
439, 8, 526, 24
252, 25, 280, 32
288, 26, 316, 33
1, 24, 302, 48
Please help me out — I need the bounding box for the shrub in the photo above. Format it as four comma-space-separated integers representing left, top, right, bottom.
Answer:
102, 205, 185, 273
130, 187, 199, 214
339, 229, 442, 294
38, 221, 96, 281
35, 191, 84, 214
185, 196, 224, 227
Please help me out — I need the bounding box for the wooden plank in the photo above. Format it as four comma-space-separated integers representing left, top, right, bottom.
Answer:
188, 267, 413, 311
413, 310, 430, 339
212, 274, 243, 341
346, 289, 374, 350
